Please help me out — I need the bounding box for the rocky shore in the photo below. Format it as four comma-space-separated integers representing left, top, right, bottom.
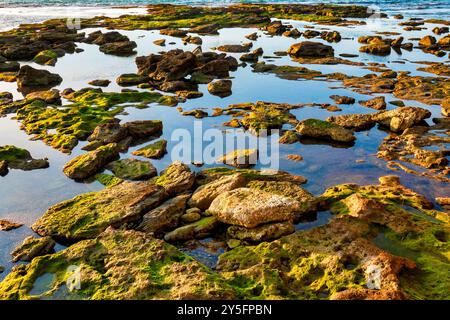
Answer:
0, 3, 449, 300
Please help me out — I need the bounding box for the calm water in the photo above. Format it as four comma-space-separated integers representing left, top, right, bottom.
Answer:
0, 1, 449, 283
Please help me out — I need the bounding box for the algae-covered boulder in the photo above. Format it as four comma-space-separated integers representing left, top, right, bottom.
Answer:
106, 158, 157, 181
154, 162, 195, 196
296, 119, 355, 143
32, 181, 167, 242
208, 188, 300, 228
63, 143, 119, 180
137, 194, 189, 236
164, 217, 220, 242
132, 139, 167, 159
188, 173, 247, 210
0, 145, 49, 172
11, 236, 55, 262
0, 228, 235, 300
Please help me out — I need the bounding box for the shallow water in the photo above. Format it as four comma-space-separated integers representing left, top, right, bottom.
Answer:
0, 3, 449, 282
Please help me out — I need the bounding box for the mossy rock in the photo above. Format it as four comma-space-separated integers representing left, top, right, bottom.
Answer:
0, 228, 235, 300
31, 181, 168, 243
106, 158, 157, 180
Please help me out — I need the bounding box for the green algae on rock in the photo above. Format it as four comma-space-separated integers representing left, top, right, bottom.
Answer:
31, 181, 168, 243
0, 145, 49, 173
132, 139, 167, 159
106, 158, 157, 181
11, 236, 55, 263
0, 228, 235, 300
63, 143, 119, 180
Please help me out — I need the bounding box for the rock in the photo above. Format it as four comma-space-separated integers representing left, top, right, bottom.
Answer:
283, 28, 302, 38
188, 173, 247, 210
208, 188, 301, 228
321, 31, 341, 42
359, 96, 387, 110
16, 66, 62, 92
153, 39, 166, 46
132, 139, 167, 159
217, 44, 251, 53
296, 119, 355, 143
99, 41, 137, 56
89, 79, 111, 87
330, 95, 355, 105
137, 194, 189, 236
359, 43, 391, 56
0, 219, 23, 231
189, 24, 219, 35
247, 180, 317, 220
164, 217, 220, 242
160, 29, 188, 38
287, 154, 303, 162
245, 32, 258, 41
433, 27, 449, 35
11, 236, 55, 262
264, 20, 289, 35
88, 121, 128, 145
0, 61, 20, 72
0, 145, 49, 172
207, 79, 232, 97
116, 73, 149, 86
26, 89, 61, 104
0, 228, 234, 299
227, 221, 295, 242
154, 162, 195, 196
288, 42, 334, 58
279, 130, 300, 144
181, 211, 201, 223
33, 50, 58, 66
63, 143, 119, 180
32, 181, 167, 242
106, 158, 157, 180
419, 35, 437, 47
303, 30, 321, 38
217, 149, 258, 168
0, 160, 7, 176
181, 109, 208, 118
89, 31, 129, 45
122, 120, 163, 138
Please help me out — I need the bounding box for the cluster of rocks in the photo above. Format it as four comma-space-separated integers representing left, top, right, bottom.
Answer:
63, 119, 163, 180
84, 30, 137, 56
113, 49, 238, 98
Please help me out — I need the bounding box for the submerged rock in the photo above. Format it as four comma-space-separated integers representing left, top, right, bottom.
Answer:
63, 143, 119, 180
106, 158, 157, 180
11, 236, 55, 262
32, 181, 167, 242
208, 188, 300, 228
296, 119, 355, 143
